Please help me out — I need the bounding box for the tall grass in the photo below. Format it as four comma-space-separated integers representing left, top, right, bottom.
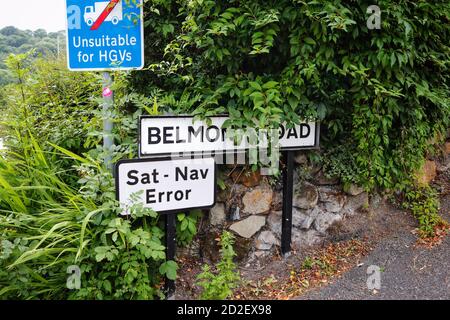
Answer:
0, 131, 105, 299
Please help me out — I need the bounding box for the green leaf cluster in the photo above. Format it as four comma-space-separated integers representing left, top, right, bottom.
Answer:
196, 231, 240, 300
137, 0, 449, 191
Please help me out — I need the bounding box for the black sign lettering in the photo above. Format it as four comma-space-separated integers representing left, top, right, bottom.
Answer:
206, 125, 220, 142
286, 127, 298, 139
176, 166, 187, 181
146, 189, 156, 204
127, 170, 139, 185
279, 125, 285, 139
148, 127, 161, 144
300, 124, 310, 138
187, 126, 203, 143
163, 127, 174, 144
176, 166, 209, 181
176, 126, 186, 143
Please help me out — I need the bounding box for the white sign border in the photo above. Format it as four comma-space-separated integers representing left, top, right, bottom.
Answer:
64, 0, 145, 72
115, 156, 217, 215
138, 115, 320, 158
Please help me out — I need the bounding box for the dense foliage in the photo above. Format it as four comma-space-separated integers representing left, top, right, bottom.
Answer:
0, 0, 449, 299
196, 231, 240, 300
0, 55, 180, 299
0, 26, 65, 85
135, 0, 449, 192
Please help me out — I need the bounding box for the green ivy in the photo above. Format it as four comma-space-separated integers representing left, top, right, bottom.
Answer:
196, 231, 240, 300
135, 0, 449, 192
403, 186, 444, 238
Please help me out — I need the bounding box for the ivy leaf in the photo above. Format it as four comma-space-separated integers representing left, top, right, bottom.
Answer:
103, 280, 112, 293
262, 81, 278, 89
249, 81, 262, 91
159, 261, 178, 280
304, 37, 316, 45
390, 52, 396, 67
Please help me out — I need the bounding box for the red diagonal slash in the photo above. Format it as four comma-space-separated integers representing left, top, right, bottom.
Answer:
90, 0, 120, 31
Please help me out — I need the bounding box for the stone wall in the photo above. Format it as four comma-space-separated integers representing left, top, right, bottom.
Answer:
177, 138, 450, 264
181, 151, 371, 264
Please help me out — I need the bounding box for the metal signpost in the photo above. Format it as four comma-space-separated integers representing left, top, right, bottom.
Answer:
102, 72, 114, 171
115, 157, 217, 296
65, 0, 144, 168
281, 151, 295, 255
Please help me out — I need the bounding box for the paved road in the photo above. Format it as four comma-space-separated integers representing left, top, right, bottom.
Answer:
299, 162, 450, 301
299, 227, 450, 300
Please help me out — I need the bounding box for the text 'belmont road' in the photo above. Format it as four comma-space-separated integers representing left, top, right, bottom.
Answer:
140, 116, 318, 157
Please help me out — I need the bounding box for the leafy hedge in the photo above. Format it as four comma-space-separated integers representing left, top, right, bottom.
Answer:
134, 0, 449, 190
0, 56, 177, 299
0, 0, 449, 300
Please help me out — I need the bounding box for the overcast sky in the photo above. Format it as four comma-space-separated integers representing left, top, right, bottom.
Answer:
0, 0, 66, 32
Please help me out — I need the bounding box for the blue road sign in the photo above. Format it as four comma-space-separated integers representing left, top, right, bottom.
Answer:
65, 0, 144, 71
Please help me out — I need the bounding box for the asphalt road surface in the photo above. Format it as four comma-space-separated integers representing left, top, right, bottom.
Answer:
299, 226, 450, 300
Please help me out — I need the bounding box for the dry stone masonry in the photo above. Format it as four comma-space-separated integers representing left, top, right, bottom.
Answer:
194, 151, 372, 264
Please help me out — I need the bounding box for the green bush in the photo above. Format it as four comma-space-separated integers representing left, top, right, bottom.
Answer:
1, 0, 449, 299
135, 0, 449, 191
403, 186, 444, 238
196, 231, 240, 300
0, 53, 177, 299
1, 52, 101, 186
0, 132, 175, 299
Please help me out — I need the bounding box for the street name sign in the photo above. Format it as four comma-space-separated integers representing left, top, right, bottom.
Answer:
65, 0, 144, 71
115, 157, 216, 214
139, 115, 318, 157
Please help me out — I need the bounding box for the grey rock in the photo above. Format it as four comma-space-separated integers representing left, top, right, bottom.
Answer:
242, 186, 273, 214
176, 239, 200, 259
293, 183, 319, 209
370, 193, 383, 209
229, 205, 241, 221
342, 192, 369, 217
230, 215, 266, 238
319, 187, 346, 213
345, 184, 365, 196
292, 229, 324, 248
209, 203, 226, 226
255, 231, 279, 250
294, 152, 308, 165
271, 191, 283, 211
267, 210, 282, 237
315, 170, 339, 185
293, 207, 321, 229
314, 211, 342, 234
247, 250, 270, 264
254, 251, 269, 258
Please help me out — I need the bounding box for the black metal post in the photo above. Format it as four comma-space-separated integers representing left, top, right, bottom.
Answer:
164, 213, 176, 298
281, 151, 294, 255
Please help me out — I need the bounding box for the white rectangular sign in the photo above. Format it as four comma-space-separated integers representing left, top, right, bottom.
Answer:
139, 116, 318, 157
115, 157, 216, 214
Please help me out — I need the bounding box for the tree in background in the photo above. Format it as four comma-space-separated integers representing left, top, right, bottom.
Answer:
0, 26, 65, 85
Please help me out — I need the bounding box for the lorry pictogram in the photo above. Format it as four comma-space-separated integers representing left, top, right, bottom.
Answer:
84, 1, 123, 27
